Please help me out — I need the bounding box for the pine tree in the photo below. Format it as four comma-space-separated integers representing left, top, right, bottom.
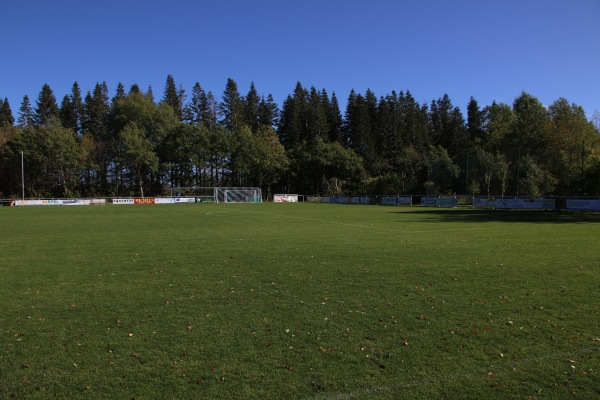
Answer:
327, 92, 343, 143
35, 83, 59, 126
466, 96, 484, 148
0, 98, 15, 127
162, 74, 183, 120
307, 87, 329, 141
220, 78, 244, 132
278, 82, 309, 149
258, 94, 279, 129
18, 95, 34, 128
146, 85, 155, 103
203, 91, 219, 129
129, 84, 141, 95
244, 82, 261, 132
59, 94, 75, 130
428, 94, 465, 157
83, 83, 110, 141
188, 82, 205, 125
113, 83, 126, 105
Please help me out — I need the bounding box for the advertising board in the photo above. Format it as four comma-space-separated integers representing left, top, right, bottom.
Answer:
566, 199, 600, 211
274, 194, 299, 202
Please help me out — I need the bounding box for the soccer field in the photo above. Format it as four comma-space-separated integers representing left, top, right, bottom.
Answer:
1, 203, 599, 399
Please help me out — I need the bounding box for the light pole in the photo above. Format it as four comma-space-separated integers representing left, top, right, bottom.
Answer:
21, 150, 25, 200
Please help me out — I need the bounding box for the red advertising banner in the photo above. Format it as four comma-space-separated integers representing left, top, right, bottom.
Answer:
134, 198, 155, 205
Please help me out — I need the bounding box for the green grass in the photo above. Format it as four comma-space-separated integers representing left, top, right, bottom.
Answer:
1, 203, 599, 399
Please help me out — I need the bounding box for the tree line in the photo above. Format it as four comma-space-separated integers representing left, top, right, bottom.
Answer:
0, 76, 599, 199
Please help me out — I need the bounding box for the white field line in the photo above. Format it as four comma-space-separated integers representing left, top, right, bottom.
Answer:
301, 346, 598, 400
225, 208, 492, 235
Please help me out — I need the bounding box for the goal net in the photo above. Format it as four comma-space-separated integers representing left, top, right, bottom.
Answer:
215, 187, 262, 203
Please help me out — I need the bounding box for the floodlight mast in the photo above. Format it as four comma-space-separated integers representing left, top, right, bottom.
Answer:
21, 151, 25, 200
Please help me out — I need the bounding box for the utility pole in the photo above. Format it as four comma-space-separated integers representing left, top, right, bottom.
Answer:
21, 151, 25, 200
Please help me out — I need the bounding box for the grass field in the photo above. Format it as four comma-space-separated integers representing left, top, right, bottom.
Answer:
1, 203, 599, 399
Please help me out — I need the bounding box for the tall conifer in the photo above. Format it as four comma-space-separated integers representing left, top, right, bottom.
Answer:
35, 83, 59, 126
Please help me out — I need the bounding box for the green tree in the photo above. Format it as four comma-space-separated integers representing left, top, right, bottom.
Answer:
474, 149, 508, 197
278, 82, 309, 150
288, 136, 363, 195
425, 145, 460, 195
34, 83, 59, 126
546, 98, 599, 194
119, 123, 159, 197
110, 90, 179, 194
162, 74, 184, 120
518, 155, 556, 197
342, 89, 377, 169
466, 96, 484, 148
5, 120, 82, 197
428, 94, 466, 157
220, 78, 244, 133
482, 101, 515, 154
18, 95, 35, 128
327, 92, 343, 143
258, 94, 279, 129
82, 82, 111, 193
511, 92, 549, 158
244, 82, 261, 132
251, 126, 288, 196
113, 83, 126, 105
0, 98, 14, 127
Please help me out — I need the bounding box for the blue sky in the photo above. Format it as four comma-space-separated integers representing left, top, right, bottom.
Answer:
1, 0, 599, 118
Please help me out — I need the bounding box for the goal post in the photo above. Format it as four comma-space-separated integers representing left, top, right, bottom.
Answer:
165, 187, 262, 203
215, 187, 262, 203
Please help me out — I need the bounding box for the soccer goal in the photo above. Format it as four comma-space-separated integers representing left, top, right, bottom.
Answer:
215, 187, 262, 203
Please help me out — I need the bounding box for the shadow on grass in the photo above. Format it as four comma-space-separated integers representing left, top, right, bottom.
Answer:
392, 207, 600, 224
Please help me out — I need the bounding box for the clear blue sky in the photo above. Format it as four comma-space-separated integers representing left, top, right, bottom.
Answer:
1, 0, 599, 118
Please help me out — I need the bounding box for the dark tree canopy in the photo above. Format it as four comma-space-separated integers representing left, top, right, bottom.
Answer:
0, 76, 598, 199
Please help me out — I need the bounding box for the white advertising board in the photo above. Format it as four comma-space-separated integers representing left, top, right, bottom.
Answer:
274, 194, 299, 202
62, 199, 91, 206
112, 198, 135, 205
154, 198, 175, 204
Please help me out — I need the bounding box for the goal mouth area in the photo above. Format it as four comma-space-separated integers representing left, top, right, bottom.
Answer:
215, 187, 262, 204
168, 187, 262, 203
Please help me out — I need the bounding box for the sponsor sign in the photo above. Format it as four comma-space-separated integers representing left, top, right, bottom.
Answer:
112, 198, 135, 205
351, 196, 370, 204
134, 198, 155, 205
421, 197, 439, 206
566, 199, 600, 211
174, 197, 196, 203
381, 196, 412, 206
15, 199, 60, 206
274, 194, 299, 202
473, 197, 555, 210
421, 197, 458, 207
63, 199, 91, 206
196, 196, 215, 203
154, 198, 175, 204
